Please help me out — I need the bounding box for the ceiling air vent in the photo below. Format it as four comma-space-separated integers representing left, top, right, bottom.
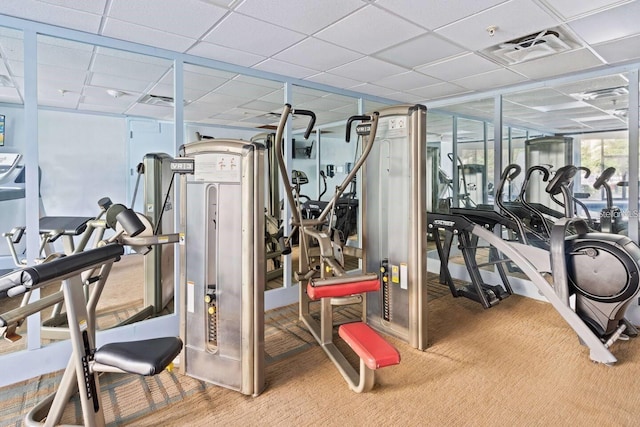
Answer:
572, 86, 629, 101
485, 27, 579, 65
139, 94, 175, 107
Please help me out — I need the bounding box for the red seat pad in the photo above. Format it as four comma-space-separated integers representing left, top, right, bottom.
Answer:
307, 277, 380, 300
338, 322, 401, 370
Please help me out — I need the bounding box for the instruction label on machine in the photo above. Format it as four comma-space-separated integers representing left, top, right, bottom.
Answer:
194, 153, 241, 183
187, 280, 195, 313
383, 116, 408, 139
390, 263, 408, 290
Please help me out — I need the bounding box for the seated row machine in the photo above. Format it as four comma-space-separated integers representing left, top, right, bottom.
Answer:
274, 104, 400, 392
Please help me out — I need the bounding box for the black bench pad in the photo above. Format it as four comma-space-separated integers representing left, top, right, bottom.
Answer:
94, 337, 183, 376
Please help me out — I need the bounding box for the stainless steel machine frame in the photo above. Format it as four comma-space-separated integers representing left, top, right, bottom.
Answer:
142, 152, 176, 316
363, 104, 429, 350
178, 139, 265, 397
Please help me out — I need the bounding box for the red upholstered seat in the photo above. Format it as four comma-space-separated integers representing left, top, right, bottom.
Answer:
306, 277, 379, 300
338, 322, 400, 370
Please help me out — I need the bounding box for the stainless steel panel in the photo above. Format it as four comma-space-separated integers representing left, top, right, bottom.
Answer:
180, 140, 264, 396
143, 153, 176, 313
364, 105, 428, 350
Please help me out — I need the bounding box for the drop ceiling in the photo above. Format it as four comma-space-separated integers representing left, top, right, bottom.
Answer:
0, 0, 639, 134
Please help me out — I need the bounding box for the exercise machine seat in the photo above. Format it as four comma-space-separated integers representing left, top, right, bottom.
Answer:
338, 322, 400, 370
39, 216, 94, 236
307, 277, 379, 300
94, 337, 183, 376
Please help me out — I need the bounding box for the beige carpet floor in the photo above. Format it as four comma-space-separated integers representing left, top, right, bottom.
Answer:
126, 294, 640, 426
4, 290, 640, 426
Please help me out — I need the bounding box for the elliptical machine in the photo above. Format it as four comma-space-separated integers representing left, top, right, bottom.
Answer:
546, 165, 640, 339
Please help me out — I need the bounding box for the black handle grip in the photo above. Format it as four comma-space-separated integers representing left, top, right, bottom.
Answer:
345, 115, 371, 143
292, 108, 316, 140
577, 166, 591, 178
545, 165, 577, 195
526, 165, 550, 182
501, 164, 521, 181
593, 167, 616, 189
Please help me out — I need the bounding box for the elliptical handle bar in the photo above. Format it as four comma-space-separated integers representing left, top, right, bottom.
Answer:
578, 166, 591, 179
345, 115, 372, 142
500, 163, 521, 181
545, 165, 577, 196
290, 107, 316, 140
593, 166, 615, 189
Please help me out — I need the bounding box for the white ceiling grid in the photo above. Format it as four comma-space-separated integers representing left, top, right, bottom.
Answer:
0, 0, 637, 132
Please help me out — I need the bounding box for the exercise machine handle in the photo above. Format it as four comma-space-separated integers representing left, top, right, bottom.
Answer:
345, 115, 371, 143
545, 165, 577, 196
593, 167, 616, 189
291, 107, 316, 140
525, 165, 550, 183
500, 164, 521, 181
578, 166, 591, 179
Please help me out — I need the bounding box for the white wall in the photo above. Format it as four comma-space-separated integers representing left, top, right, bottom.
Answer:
38, 110, 128, 217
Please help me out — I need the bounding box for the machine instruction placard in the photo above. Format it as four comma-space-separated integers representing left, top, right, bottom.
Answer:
194, 153, 242, 183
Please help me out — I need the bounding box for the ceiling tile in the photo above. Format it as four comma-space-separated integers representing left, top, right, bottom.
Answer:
375, 71, 441, 91
89, 73, 153, 93
551, 74, 629, 97
416, 53, 501, 81
0, 36, 24, 62
503, 88, 574, 106
274, 38, 362, 71
94, 46, 171, 66
568, 1, 640, 44
125, 103, 173, 119
258, 88, 285, 104
303, 73, 362, 89
541, 0, 634, 19
37, 42, 92, 71
198, 91, 250, 108
408, 82, 471, 100
347, 83, 395, 98
375, 34, 467, 68
203, 13, 305, 56
37, 64, 88, 91
235, 0, 364, 35
375, 0, 508, 30
196, 0, 238, 8
453, 68, 529, 91
37, 0, 108, 14
185, 100, 231, 115
102, 18, 196, 52
252, 59, 317, 79
435, 0, 560, 52
187, 42, 266, 67
510, 48, 604, 80
108, 0, 226, 38
177, 70, 229, 91
82, 85, 140, 106
239, 99, 282, 113
0, 86, 22, 104
315, 5, 425, 55
594, 34, 640, 63
384, 92, 427, 104
92, 52, 171, 82
328, 57, 407, 82
213, 79, 278, 100
1, 0, 102, 33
